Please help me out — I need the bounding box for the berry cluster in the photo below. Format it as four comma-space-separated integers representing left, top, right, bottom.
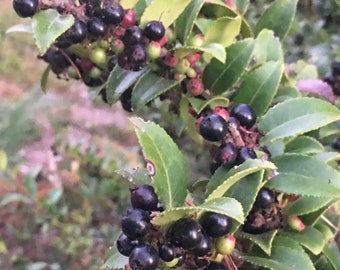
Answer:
323, 61, 340, 95
194, 103, 259, 174
116, 184, 234, 269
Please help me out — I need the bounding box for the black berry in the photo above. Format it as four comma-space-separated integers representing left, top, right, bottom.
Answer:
199, 114, 229, 142
102, 3, 124, 25
66, 20, 88, 44
332, 137, 340, 150
230, 103, 257, 129
129, 244, 159, 270
191, 234, 212, 256
126, 44, 147, 71
234, 147, 257, 165
87, 18, 108, 38
158, 243, 176, 262
13, 0, 38, 18
331, 61, 340, 76
206, 261, 227, 270
116, 233, 141, 256
253, 188, 275, 209
200, 212, 233, 238
122, 25, 144, 46
144, 21, 165, 41
121, 208, 151, 239
167, 218, 203, 249
130, 184, 159, 211
119, 87, 133, 112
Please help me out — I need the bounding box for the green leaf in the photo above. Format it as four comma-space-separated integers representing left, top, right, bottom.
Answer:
106, 66, 146, 105
205, 159, 277, 202
175, 0, 205, 45
253, 29, 283, 65
32, 9, 75, 54
284, 197, 333, 216
245, 236, 315, 270
274, 86, 301, 103
282, 226, 326, 255
131, 118, 187, 209
179, 96, 204, 144
300, 205, 331, 226
323, 241, 340, 270
239, 230, 278, 256
285, 136, 324, 154
120, 0, 139, 9
254, 0, 299, 40
0, 150, 7, 170
233, 61, 284, 117
314, 256, 335, 270
225, 171, 264, 229
258, 97, 340, 144
234, 0, 249, 14
203, 39, 254, 95
266, 154, 340, 197
315, 152, 340, 164
102, 245, 128, 270
6, 24, 33, 34
152, 197, 244, 227
40, 66, 50, 93
203, 16, 242, 47
131, 70, 181, 110
188, 96, 229, 114
140, 0, 191, 28
175, 43, 226, 63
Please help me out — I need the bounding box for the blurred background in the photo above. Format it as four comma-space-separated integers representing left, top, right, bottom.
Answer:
0, 0, 339, 269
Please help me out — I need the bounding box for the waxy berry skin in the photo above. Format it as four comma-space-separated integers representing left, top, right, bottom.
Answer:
87, 18, 108, 38
13, 0, 38, 18
253, 188, 275, 209
129, 244, 159, 270
144, 21, 165, 41
66, 20, 87, 44
101, 3, 124, 25
158, 243, 176, 262
234, 147, 257, 165
200, 212, 233, 238
121, 208, 151, 239
230, 103, 257, 129
167, 218, 203, 250
122, 25, 144, 46
130, 184, 159, 211
199, 114, 229, 142
116, 233, 141, 256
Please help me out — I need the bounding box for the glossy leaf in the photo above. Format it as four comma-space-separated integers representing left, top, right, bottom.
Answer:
284, 197, 333, 216
140, 0, 191, 28
32, 9, 74, 54
239, 230, 278, 256
131, 118, 187, 209
131, 71, 181, 110
234, 0, 249, 14
203, 39, 254, 95
175, 43, 226, 63
106, 66, 146, 105
6, 24, 33, 34
258, 97, 340, 144
233, 61, 284, 117
274, 86, 301, 103
282, 226, 326, 255
255, 0, 299, 40
323, 241, 340, 270
120, 0, 139, 9
266, 154, 340, 197
152, 197, 244, 227
315, 152, 340, 164
203, 16, 242, 47
102, 245, 128, 270
253, 29, 283, 65
205, 159, 277, 202
175, 0, 205, 45
242, 256, 287, 270
285, 136, 324, 154
188, 96, 229, 114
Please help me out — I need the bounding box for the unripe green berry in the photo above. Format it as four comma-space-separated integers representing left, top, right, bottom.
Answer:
288, 216, 305, 232
165, 258, 179, 268
146, 41, 162, 59
186, 67, 197, 78
174, 58, 190, 74
90, 48, 107, 65
215, 234, 235, 255
189, 34, 204, 47
89, 66, 102, 79
111, 39, 125, 54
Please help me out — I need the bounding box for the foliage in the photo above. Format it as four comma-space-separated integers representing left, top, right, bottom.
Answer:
4, 0, 340, 269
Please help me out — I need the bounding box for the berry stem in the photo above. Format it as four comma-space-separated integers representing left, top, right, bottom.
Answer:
60, 50, 82, 79
185, 198, 196, 206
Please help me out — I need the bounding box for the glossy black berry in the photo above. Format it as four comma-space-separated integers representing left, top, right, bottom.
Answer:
234, 147, 257, 165
121, 208, 151, 239
230, 103, 257, 129
119, 87, 133, 112
66, 20, 88, 44
331, 61, 340, 76
102, 3, 124, 25
218, 143, 238, 164
122, 25, 144, 46
199, 114, 229, 142
191, 234, 212, 256
332, 137, 340, 150
129, 244, 159, 270
126, 44, 147, 71
130, 184, 159, 211
144, 21, 165, 41
253, 188, 275, 209
209, 156, 222, 175
87, 18, 108, 38
206, 261, 227, 270
13, 0, 38, 18
116, 233, 141, 256
200, 212, 233, 238
158, 243, 176, 262
167, 218, 203, 250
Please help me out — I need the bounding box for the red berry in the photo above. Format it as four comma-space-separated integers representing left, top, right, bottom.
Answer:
164, 54, 178, 67
122, 9, 136, 28
187, 78, 204, 96
186, 52, 201, 64
213, 106, 229, 121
